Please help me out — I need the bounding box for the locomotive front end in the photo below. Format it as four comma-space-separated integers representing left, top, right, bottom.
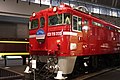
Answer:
28, 4, 78, 79
29, 6, 72, 56
29, 12, 48, 56
27, 3, 120, 80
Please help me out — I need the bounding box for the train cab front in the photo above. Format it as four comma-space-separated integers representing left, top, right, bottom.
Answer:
29, 5, 72, 56
28, 4, 84, 78
29, 12, 48, 55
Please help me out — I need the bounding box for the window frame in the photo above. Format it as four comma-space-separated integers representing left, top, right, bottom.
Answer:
48, 14, 63, 26
64, 13, 71, 25
92, 21, 103, 27
29, 19, 39, 30
40, 17, 45, 28
72, 15, 82, 32
48, 13, 71, 26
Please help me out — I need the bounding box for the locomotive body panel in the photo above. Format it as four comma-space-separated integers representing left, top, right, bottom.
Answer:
28, 4, 120, 75
29, 4, 120, 56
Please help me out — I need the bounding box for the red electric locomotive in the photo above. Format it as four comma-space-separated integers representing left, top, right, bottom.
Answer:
28, 3, 120, 79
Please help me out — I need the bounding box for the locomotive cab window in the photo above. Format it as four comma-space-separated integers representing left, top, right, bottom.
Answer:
64, 13, 71, 24
72, 16, 82, 31
40, 17, 45, 28
29, 19, 38, 30
48, 13, 71, 26
49, 14, 62, 26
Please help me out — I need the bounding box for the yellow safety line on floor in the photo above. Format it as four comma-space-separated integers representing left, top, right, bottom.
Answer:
0, 52, 30, 56
0, 41, 29, 44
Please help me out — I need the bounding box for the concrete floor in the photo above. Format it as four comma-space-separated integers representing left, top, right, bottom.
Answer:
7, 65, 27, 74
2, 65, 120, 80
86, 68, 120, 80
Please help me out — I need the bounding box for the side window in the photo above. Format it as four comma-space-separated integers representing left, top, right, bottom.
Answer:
92, 21, 103, 27
40, 17, 45, 28
78, 17, 82, 31
30, 19, 38, 29
73, 16, 77, 30
84, 20, 88, 25
82, 19, 89, 31
73, 16, 82, 31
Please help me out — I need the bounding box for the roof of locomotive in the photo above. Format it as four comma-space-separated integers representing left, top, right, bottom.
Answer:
30, 3, 120, 30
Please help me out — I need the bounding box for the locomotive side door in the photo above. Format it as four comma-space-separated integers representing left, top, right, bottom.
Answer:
70, 15, 83, 55
82, 18, 90, 55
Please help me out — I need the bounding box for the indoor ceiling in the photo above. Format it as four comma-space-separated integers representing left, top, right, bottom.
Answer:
79, 0, 120, 9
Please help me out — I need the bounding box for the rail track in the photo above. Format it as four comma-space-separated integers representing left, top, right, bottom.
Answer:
2, 65, 120, 80
73, 66, 120, 80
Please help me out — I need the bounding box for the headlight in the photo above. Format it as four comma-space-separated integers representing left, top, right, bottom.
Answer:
70, 43, 77, 50
32, 12, 36, 17
53, 7, 57, 12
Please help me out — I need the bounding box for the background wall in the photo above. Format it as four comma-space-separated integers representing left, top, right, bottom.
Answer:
0, 0, 48, 18
0, 0, 48, 39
